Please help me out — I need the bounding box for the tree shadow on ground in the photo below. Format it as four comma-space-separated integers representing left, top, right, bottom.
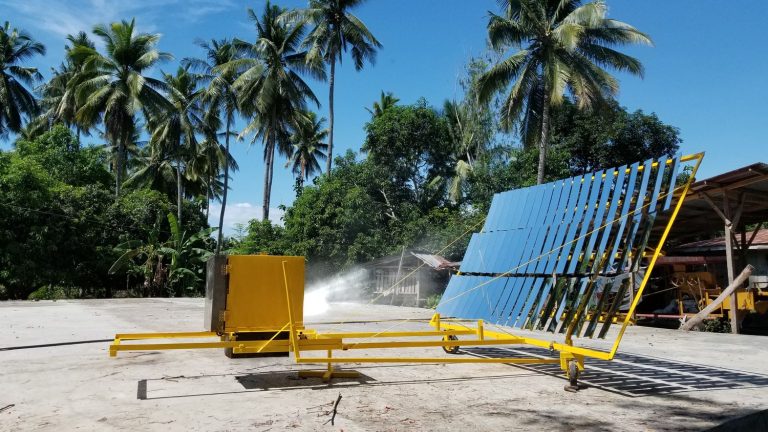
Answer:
465, 346, 768, 397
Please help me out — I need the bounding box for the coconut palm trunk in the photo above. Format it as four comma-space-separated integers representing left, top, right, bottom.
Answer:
215, 117, 231, 255
205, 184, 210, 220
300, 158, 306, 189
325, 60, 335, 175
176, 160, 183, 225
302, 0, 380, 174
115, 137, 126, 196
537, 90, 551, 185
263, 131, 275, 221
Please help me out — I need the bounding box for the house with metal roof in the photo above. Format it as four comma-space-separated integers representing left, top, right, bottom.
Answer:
363, 249, 460, 307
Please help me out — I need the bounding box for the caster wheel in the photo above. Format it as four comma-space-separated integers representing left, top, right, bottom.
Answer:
442, 335, 460, 354
564, 360, 580, 391
568, 360, 579, 387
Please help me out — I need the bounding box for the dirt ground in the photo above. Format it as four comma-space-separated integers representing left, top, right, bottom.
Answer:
1, 298, 767, 431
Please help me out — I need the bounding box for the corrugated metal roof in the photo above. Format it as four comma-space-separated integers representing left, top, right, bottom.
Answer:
656, 255, 726, 265
364, 250, 460, 270
410, 252, 461, 270
691, 163, 768, 192
675, 229, 768, 252
656, 162, 768, 242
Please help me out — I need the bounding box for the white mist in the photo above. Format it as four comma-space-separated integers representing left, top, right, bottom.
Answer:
303, 268, 368, 316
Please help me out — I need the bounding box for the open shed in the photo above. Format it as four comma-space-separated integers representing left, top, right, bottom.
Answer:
653, 162, 768, 332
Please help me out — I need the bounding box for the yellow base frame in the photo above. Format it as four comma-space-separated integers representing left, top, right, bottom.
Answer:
109, 316, 575, 381
109, 153, 704, 386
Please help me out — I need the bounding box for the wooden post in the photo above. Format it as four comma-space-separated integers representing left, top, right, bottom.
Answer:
390, 246, 406, 305
681, 265, 754, 331
702, 191, 741, 334
723, 193, 740, 334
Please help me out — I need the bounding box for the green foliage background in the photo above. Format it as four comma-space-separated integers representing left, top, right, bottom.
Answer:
232, 97, 681, 283
0, 126, 211, 299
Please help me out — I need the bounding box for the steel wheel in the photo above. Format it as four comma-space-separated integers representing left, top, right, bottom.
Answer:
442, 334, 460, 354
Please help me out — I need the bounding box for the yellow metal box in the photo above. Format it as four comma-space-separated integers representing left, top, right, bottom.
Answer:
223, 255, 305, 333
721, 288, 756, 312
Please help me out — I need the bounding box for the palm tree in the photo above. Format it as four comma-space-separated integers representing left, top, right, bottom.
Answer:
231, 2, 322, 221
37, 32, 96, 142
104, 121, 146, 180
71, 19, 172, 195
365, 90, 399, 118
126, 145, 178, 198
287, 111, 328, 190
0, 21, 45, 138
185, 137, 234, 221
477, 0, 651, 184
183, 38, 240, 255
301, 0, 381, 175
148, 66, 204, 225
442, 100, 478, 203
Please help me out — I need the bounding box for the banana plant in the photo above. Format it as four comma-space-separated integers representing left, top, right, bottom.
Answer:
160, 212, 216, 296
110, 212, 216, 296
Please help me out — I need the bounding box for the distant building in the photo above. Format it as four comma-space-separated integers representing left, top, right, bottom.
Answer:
363, 250, 460, 307
673, 229, 768, 277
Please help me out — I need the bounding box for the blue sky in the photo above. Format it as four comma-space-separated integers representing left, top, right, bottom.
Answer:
3, 1, 768, 233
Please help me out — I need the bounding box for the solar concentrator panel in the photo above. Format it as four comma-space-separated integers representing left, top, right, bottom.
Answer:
437, 156, 682, 338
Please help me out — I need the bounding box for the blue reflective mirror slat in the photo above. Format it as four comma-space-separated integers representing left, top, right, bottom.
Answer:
582, 166, 628, 337
462, 275, 493, 319
557, 175, 593, 272
606, 162, 640, 271
436, 275, 464, 317
648, 156, 669, 214
577, 167, 616, 274
458, 233, 480, 273
662, 154, 681, 211
566, 170, 605, 274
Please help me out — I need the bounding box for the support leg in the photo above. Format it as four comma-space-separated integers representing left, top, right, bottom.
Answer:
560, 352, 584, 392
298, 350, 361, 383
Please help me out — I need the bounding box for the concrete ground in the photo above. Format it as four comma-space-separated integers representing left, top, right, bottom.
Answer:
1, 298, 767, 431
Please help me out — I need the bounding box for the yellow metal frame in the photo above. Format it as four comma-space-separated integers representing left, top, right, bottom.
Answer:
109, 153, 704, 381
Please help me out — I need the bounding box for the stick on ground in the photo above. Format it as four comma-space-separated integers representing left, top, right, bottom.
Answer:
324, 393, 342, 426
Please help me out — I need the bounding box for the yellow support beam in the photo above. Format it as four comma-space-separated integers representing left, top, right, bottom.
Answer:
314, 330, 477, 339
115, 331, 217, 340
295, 357, 560, 365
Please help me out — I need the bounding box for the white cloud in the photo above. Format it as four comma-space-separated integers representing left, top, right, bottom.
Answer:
2, 0, 236, 41
208, 202, 284, 237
